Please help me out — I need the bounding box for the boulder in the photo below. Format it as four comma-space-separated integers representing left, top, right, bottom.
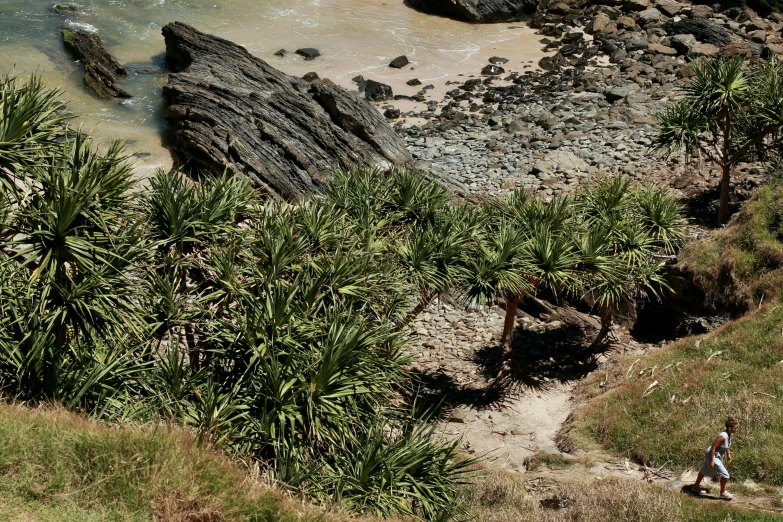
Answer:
482, 64, 505, 75
647, 42, 678, 55
532, 150, 590, 174
624, 0, 649, 11
605, 83, 641, 102
663, 19, 732, 47
295, 48, 320, 60
389, 55, 410, 68
61, 30, 130, 99
302, 72, 320, 82
616, 15, 638, 29
688, 4, 714, 17
636, 7, 662, 24
687, 42, 720, 58
406, 78, 422, 86
722, 41, 753, 57
489, 56, 509, 64
670, 33, 699, 53
586, 12, 613, 33
747, 30, 767, 43
656, 1, 683, 16
364, 80, 394, 101
406, 0, 537, 23
161, 22, 411, 199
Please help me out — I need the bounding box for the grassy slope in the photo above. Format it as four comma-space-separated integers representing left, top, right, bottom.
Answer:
1, 404, 776, 522
572, 303, 783, 487
0, 404, 375, 522
679, 182, 783, 313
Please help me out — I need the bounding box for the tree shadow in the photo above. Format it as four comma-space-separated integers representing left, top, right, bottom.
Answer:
406, 322, 601, 413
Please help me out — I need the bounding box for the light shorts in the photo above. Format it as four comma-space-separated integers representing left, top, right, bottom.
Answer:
700, 456, 730, 480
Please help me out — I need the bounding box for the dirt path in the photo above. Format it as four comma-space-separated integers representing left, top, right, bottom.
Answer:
407, 299, 783, 514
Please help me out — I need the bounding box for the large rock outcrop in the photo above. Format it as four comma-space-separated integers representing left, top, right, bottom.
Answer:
406, 0, 538, 23
161, 22, 412, 199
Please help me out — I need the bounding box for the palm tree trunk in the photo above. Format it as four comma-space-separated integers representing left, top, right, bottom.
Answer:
590, 304, 613, 350
500, 295, 522, 372
718, 163, 731, 224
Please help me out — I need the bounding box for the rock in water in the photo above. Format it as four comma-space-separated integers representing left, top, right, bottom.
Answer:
62, 30, 130, 99
389, 55, 410, 68
295, 48, 321, 60
161, 22, 411, 199
364, 80, 394, 102
407, 0, 536, 23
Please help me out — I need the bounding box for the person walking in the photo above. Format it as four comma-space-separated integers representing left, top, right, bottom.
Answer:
692, 416, 739, 500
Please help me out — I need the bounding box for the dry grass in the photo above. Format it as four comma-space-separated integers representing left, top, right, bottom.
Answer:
679, 182, 783, 314
457, 465, 781, 522
0, 403, 388, 522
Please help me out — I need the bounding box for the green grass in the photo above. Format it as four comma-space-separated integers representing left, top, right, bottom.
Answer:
0, 404, 370, 522
571, 302, 783, 488
523, 450, 576, 471
679, 182, 783, 313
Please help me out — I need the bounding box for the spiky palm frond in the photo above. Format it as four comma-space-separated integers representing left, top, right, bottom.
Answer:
652, 99, 709, 159
686, 56, 749, 114
635, 185, 687, 253
0, 74, 68, 173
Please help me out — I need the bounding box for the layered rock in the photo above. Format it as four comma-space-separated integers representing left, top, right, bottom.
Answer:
62, 30, 130, 99
161, 22, 412, 199
407, 0, 537, 23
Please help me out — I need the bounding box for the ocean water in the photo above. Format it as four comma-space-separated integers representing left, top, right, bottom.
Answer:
0, 0, 541, 171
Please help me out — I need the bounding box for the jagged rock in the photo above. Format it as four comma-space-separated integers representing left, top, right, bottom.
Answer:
61, 30, 130, 99
389, 55, 410, 68
274, 49, 286, 57
407, 0, 537, 23
406, 78, 422, 86
663, 19, 732, 47
161, 22, 411, 199
364, 80, 394, 101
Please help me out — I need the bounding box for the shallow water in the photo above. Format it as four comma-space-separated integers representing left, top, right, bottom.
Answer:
1, 0, 542, 173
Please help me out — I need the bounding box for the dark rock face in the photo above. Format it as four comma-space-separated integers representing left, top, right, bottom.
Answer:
62, 30, 130, 99
389, 55, 410, 68
407, 0, 537, 23
662, 19, 733, 47
161, 22, 411, 199
364, 80, 394, 102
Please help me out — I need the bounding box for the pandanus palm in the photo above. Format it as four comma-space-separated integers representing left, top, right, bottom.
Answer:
0, 133, 146, 401
654, 57, 783, 223
576, 177, 686, 348
464, 191, 580, 378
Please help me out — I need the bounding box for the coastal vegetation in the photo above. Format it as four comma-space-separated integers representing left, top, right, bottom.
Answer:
654, 56, 783, 223
567, 187, 783, 488
0, 73, 692, 519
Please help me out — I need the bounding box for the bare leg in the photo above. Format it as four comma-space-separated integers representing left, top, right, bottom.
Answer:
719, 477, 727, 495
693, 472, 704, 489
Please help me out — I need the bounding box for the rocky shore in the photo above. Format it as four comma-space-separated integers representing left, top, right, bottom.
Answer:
371, 0, 781, 202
